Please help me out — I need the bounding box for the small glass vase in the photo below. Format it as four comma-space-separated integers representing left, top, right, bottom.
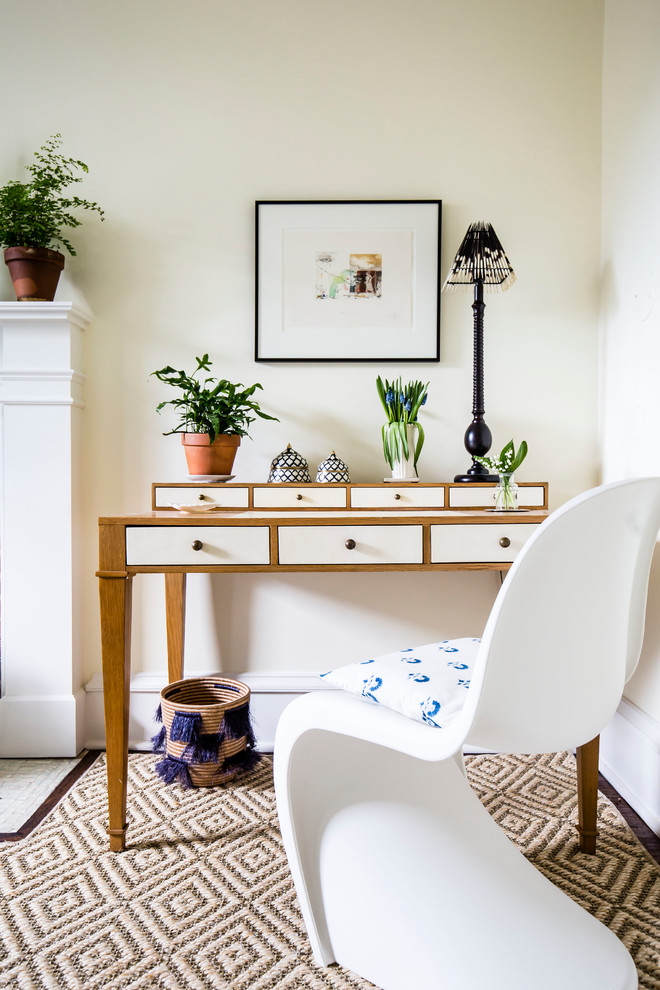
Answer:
494, 472, 518, 511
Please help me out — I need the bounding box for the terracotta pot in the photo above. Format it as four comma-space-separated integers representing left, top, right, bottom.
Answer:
4, 246, 65, 301
181, 433, 240, 476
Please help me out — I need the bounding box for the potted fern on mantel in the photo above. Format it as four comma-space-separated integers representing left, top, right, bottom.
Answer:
152, 354, 279, 477
0, 134, 104, 301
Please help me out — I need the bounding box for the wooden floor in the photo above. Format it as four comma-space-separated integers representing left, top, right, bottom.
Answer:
599, 773, 660, 863
0, 751, 100, 842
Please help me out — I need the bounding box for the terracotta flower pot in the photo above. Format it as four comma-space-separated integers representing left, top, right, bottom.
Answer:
4, 246, 65, 301
181, 433, 240, 476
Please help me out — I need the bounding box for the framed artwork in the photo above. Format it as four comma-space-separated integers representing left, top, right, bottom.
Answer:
255, 200, 442, 362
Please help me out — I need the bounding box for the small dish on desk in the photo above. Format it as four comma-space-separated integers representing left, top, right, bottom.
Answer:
169, 503, 225, 514
187, 474, 235, 483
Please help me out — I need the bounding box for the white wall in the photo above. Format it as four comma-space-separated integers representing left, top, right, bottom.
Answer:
600, 0, 660, 725
0, 2, 604, 697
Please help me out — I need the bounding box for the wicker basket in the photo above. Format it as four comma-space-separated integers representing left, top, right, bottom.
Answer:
152, 676, 258, 788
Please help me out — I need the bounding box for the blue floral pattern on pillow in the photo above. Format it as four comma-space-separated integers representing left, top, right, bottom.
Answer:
362, 674, 383, 701
320, 638, 481, 728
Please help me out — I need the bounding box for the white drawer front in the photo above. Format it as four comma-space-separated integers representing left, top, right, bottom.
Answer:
448, 486, 545, 509
254, 486, 347, 508
278, 525, 423, 565
126, 526, 270, 565
350, 486, 445, 509
431, 523, 538, 563
154, 486, 249, 508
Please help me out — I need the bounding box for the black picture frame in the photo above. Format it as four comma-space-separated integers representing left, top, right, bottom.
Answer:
255, 199, 441, 362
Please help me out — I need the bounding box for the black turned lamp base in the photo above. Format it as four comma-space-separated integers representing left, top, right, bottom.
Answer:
454, 471, 499, 483
456, 417, 497, 483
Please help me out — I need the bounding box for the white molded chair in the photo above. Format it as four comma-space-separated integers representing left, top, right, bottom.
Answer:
274, 479, 660, 990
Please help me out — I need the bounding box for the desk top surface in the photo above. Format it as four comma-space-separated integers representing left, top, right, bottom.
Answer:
99, 508, 550, 526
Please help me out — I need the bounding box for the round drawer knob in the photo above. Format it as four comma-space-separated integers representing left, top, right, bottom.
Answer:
394, 493, 401, 500
345, 538, 356, 550
191, 540, 203, 551
197, 494, 205, 501
499, 537, 511, 548
296, 493, 303, 501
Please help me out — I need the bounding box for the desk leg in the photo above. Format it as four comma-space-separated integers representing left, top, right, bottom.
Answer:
165, 573, 186, 683
99, 573, 133, 853
576, 735, 599, 855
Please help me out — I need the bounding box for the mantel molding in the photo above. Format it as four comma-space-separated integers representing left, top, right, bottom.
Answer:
0, 369, 87, 407
0, 369, 86, 385
0, 300, 93, 330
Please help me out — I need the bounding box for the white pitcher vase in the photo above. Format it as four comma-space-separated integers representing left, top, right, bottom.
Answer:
385, 423, 419, 480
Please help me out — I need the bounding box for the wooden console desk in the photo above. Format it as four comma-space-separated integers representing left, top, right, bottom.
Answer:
97, 481, 598, 855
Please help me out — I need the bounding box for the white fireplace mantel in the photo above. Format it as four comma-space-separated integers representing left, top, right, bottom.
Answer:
0, 301, 92, 756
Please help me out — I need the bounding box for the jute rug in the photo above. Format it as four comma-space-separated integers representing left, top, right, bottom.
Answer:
0, 751, 658, 989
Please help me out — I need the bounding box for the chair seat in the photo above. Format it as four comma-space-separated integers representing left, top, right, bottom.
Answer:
320, 637, 481, 728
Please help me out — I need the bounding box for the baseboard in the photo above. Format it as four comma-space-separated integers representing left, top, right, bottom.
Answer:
84, 670, 328, 752
600, 698, 660, 838
0, 690, 86, 757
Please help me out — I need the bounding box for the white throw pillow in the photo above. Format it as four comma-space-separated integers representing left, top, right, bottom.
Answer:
320, 638, 481, 728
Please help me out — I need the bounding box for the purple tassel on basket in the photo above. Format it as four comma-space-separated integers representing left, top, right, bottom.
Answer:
151, 726, 166, 753
184, 732, 223, 763
170, 711, 202, 743
222, 747, 261, 778
154, 703, 163, 724
155, 756, 193, 789
224, 703, 256, 748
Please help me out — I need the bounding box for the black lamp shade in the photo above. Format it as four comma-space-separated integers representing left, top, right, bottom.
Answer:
443, 221, 515, 292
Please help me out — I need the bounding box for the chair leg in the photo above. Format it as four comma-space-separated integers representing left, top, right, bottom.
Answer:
576, 735, 599, 855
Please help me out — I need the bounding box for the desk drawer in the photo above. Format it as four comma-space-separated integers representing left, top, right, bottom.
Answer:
350, 486, 445, 509
253, 486, 347, 509
126, 526, 270, 565
448, 485, 546, 509
278, 525, 423, 565
154, 486, 249, 509
431, 523, 538, 563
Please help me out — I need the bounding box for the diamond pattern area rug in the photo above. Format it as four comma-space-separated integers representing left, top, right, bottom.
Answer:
0, 751, 658, 989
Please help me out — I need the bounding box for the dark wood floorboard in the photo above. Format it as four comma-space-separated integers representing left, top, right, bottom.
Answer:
0, 750, 102, 842
599, 772, 660, 864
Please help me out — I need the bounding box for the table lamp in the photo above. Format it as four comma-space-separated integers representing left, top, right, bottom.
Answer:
442, 221, 516, 482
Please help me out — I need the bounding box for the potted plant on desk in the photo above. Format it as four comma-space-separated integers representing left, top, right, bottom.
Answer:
152, 354, 279, 477
376, 375, 429, 480
0, 134, 104, 301
475, 438, 528, 511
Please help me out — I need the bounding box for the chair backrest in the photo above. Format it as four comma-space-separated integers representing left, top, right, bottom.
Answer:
464, 478, 660, 754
